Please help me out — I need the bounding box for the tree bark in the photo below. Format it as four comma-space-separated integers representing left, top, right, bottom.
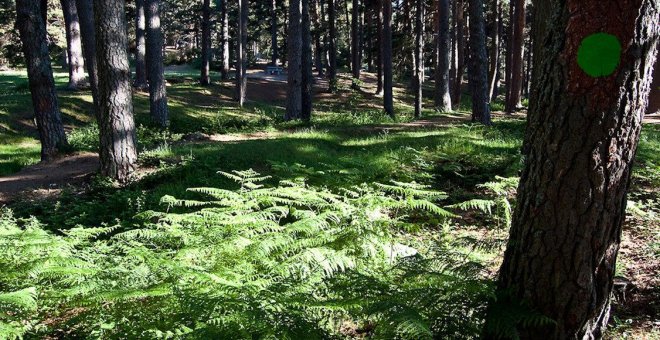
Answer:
145, 0, 168, 127
649, 57, 660, 114
134, 0, 147, 88
60, 0, 86, 90
505, 0, 524, 113
467, 0, 491, 125
16, 0, 68, 161
434, 0, 452, 112
236, 0, 248, 106
200, 0, 212, 85
327, 0, 337, 92
301, 0, 313, 121
75, 0, 99, 119
382, 0, 393, 118
217, 0, 229, 80
485, 0, 659, 338
451, 0, 465, 108
286, 0, 303, 120
375, 0, 384, 96
312, 0, 324, 76
93, 0, 138, 182
351, 0, 361, 88
412, 0, 424, 118
487, 0, 499, 100
271, 0, 279, 66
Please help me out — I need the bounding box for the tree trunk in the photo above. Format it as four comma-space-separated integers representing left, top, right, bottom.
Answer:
312, 0, 324, 76
134, 0, 147, 88
451, 0, 465, 108
375, 0, 383, 96
145, 0, 168, 127
16, 0, 68, 161
434, 0, 452, 112
93, 0, 138, 182
40, 0, 47, 28
75, 0, 99, 119
327, 0, 337, 92
505, 0, 524, 113
649, 57, 660, 114
467, 0, 491, 125
485, 0, 659, 338
412, 0, 424, 118
236, 0, 248, 106
218, 0, 229, 80
200, 0, 212, 85
487, 0, 499, 100
351, 0, 361, 88
491, 0, 503, 101
60, 0, 86, 90
301, 0, 313, 121
382, 0, 393, 117
286, 0, 302, 120
271, 0, 279, 66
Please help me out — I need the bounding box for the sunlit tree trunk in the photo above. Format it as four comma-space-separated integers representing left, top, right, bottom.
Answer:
467, 0, 491, 125
451, 0, 465, 108
271, 0, 279, 66
485, 0, 659, 338
134, 0, 147, 88
200, 0, 212, 85
16, 0, 68, 161
351, 0, 361, 88
93, 0, 138, 182
236, 0, 248, 106
382, 0, 393, 117
413, 0, 424, 118
145, 0, 168, 127
75, 0, 99, 119
487, 0, 499, 100
505, 0, 524, 113
60, 0, 86, 90
327, 0, 337, 92
375, 0, 384, 95
286, 0, 302, 120
301, 0, 313, 121
434, 0, 452, 112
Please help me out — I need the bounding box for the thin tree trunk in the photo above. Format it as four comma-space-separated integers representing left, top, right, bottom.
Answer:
286, 0, 302, 120
312, 0, 324, 76
487, 0, 499, 100
375, 0, 383, 95
451, 0, 465, 108
365, 1, 373, 72
485, 0, 659, 338
93, 0, 138, 182
60, 0, 86, 90
271, 0, 279, 66
491, 0, 503, 100
382, 0, 393, 117
134, 0, 147, 88
413, 0, 424, 118
200, 0, 212, 85
327, 0, 337, 92
218, 0, 229, 80
145, 0, 168, 127
301, 0, 313, 121
505, 0, 524, 113
351, 0, 361, 88
236, 0, 248, 106
75, 0, 99, 119
435, 0, 452, 112
467, 0, 491, 125
16, 0, 68, 161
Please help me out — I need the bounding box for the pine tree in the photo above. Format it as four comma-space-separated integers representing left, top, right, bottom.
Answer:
145, 0, 168, 127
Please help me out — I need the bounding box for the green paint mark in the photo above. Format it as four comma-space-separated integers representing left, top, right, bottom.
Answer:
577, 33, 622, 77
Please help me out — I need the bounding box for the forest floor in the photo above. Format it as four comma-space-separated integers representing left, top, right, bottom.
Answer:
0, 67, 658, 338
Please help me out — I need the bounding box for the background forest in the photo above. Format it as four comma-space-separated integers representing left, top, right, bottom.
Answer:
0, 0, 658, 339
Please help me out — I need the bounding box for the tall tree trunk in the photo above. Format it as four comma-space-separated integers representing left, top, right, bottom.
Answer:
412, 0, 424, 118
301, 0, 313, 121
451, 0, 465, 108
649, 57, 660, 114
312, 0, 324, 76
16, 0, 68, 161
382, 0, 393, 118
375, 0, 384, 95
286, 0, 303, 120
60, 0, 86, 90
134, 0, 147, 88
485, 0, 659, 338
271, 0, 279, 66
40, 0, 47, 28
93, 0, 138, 182
365, 1, 373, 72
434, 0, 452, 112
351, 0, 361, 88
75, 0, 99, 119
505, 0, 524, 113
145, 0, 168, 127
327, 0, 337, 92
200, 0, 212, 85
218, 0, 229, 80
236, 0, 248, 106
491, 0, 503, 100
467, 0, 491, 124
487, 0, 499, 100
